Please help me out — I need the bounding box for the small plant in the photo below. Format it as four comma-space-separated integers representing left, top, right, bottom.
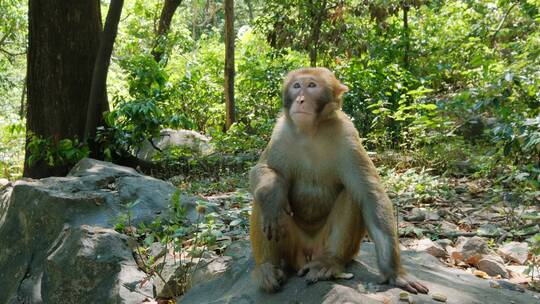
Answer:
115, 190, 222, 299
526, 233, 540, 291
26, 134, 89, 168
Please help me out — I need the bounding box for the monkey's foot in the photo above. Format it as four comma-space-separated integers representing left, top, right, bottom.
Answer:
297, 257, 344, 284
253, 263, 286, 293
389, 274, 429, 294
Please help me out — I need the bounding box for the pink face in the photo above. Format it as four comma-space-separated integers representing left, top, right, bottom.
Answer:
286, 75, 328, 129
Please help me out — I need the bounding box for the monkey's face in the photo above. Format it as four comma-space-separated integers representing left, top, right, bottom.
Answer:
284, 74, 332, 129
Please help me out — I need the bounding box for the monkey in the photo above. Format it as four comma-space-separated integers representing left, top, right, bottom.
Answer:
249, 67, 429, 294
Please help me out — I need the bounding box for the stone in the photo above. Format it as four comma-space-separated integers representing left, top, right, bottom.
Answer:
496, 280, 526, 293
473, 270, 490, 279
498, 242, 529, 265
490, 280, 501, 288
460, 236, 491, 265
137, 129, 213, 161
154, 253, 233, 298
0, 158, 202, 303
399, 291, 410, 301
477, 223, 506, 236
43, 225, 153, 303
405, 207, 426, 221
432, 292, 447, 302
507, 265, 537, 285
148, 242, 166, 259
0, 178, 9, 188
477, 255, 509, 278
179, 242, 540, 304
455, 236, 469, 250
415, 238, 447, 258
425, 210, 441, 221
435, 238, 452, 248
439, 221, 458, 231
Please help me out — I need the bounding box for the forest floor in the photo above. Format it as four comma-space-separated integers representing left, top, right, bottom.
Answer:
165, 165, 540, 295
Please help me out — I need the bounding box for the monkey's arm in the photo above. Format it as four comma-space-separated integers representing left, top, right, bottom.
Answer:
339, 141, 429, 294
250, 160, 292, 241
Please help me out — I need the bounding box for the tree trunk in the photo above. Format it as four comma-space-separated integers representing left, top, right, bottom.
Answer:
246, 0, 254, 22
224, 0, 235, 130
402, 2, 410, 69
308, 0, 327, 67
152, 0, 182, 63
84, 0, 123, 144
19, 76, 26, 119
24, 0, 102, 178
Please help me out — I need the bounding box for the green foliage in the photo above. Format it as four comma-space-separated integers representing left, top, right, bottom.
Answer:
338, 58, 440, 149
527, 233, 540, 285
0, 0, 539, 185
116, 190, 225, 297
100, 54, 194, 155
0, 116, 24, 179
0, 0, 27, 179
26, 135, 89, 168
104, 27, 306, 159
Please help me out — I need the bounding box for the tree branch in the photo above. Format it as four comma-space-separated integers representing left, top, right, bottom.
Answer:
84, 0, 124, 142
491, 1, 518, 47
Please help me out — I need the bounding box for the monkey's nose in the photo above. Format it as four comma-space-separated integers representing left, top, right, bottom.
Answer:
296, 95, 305, 104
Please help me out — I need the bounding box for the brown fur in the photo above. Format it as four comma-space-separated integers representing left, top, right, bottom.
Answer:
249, 68, 428, 294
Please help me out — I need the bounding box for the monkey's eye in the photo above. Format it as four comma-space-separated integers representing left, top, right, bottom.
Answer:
293, 82, 301, 89
308, 82, 317, 88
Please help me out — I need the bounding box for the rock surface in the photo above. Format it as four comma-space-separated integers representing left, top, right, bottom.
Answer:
137, 128, 213, 160
415, 238, 447, 258
0, 158, 201, 304
454, 236, 494, 265
498, 241, 529, 265
0, 178, 9, 188
179, 241, 540, 304
477, 255, 509, 278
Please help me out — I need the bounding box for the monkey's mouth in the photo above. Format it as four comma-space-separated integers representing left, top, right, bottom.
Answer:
292, 111, 313, 115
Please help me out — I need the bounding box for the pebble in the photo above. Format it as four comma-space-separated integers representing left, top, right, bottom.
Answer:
432, 293, 447, 302
335, 272, 354, 280
473, 270, 489, 279
399, 291, 409, 302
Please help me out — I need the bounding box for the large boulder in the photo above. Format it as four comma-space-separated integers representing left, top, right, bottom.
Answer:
179, 242, 540, 304
0, 158, 200, 304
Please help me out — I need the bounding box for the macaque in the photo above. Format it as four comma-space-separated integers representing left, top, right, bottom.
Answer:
249, 68, 428, 294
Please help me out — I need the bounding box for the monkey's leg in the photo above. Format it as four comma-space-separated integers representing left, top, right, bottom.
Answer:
250, 201, 299, 292
297, 192, 365, 283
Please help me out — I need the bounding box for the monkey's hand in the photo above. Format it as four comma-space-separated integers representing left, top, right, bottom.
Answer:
253, 177, 292, 241
260, 200, 292, 242
389, 274, 429, 294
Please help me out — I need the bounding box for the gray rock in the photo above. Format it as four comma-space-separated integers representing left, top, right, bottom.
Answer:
148, 242, 166, 258
490, 279, 526, 293
439, 221, 458, 231
0, 158, 201, 303
477, 256, 509, 278
154, 253, 232, 298
405, 208, 440, 222
405, 207, 426, 221
0, 178, 9, 188
137, 129, 213, 161
477, 223, 506, 236
459, 236, 491, 265
435, 238, 452, 248
415, 238, 447, 258
179, 242, 540, 304
498, 241, 529, 265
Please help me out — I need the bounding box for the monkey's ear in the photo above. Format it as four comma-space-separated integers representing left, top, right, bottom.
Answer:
335, 83, 349, 98
338, 84, 349, 94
